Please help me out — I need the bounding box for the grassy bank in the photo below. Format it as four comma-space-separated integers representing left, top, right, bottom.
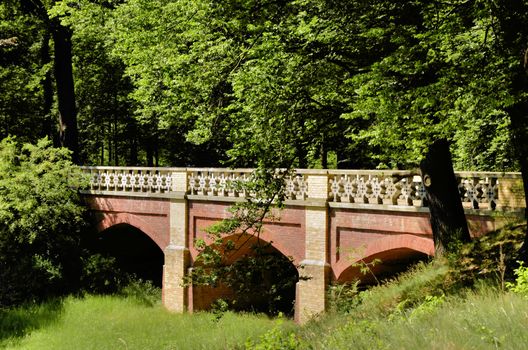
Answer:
298, 286, 528, 349
1, 295, 283, 350
293, 223, 528, 349
3, 287, 527, 350
2, 224, 527, 349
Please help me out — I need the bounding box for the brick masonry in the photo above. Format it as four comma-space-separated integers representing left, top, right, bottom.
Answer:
86, 195, 170, 250
85, 185, 525, 323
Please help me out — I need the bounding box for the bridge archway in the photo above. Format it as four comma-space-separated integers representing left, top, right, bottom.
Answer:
191, 233, 299, 316
335, 234, 434, 284
96, 212, 166, 251
91, 223, 164, 287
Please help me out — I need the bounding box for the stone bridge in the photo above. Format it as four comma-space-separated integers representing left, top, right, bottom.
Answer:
80, 167, 525, 323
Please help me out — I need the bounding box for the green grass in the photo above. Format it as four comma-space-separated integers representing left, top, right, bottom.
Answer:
293, 224, 528, 349
2, 224, 527, 350
301, 289, 528, 349
1, 295, 284, 350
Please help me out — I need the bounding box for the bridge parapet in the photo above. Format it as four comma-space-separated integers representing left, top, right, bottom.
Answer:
80, 166, 525, 211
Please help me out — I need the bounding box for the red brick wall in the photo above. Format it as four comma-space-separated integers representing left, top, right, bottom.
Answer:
329, 208, 433, 266
330, 208, 433, 281
85, 194, 504, 299
189, 283, 235, 311
188, 201, 306, 264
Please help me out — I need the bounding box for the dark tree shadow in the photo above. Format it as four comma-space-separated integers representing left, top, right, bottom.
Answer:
0, 298, 63, 344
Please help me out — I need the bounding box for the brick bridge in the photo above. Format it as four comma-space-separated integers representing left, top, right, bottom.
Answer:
81, 167, 525, 323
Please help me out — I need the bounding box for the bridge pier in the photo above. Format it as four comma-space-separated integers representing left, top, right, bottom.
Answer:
295, 174, 331, 323
163, 245, 189, 312
162, 174, 190, 312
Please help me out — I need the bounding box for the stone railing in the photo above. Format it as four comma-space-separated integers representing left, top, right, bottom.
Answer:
82, 166, 176, 193
80, 167, 525, 211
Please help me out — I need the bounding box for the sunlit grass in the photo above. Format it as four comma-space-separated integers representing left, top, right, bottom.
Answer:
3, 225, 528, 349
1, 295, 283, 350
306, 290, 528, 350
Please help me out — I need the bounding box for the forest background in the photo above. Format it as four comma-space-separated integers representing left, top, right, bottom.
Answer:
1, 0, 527, 176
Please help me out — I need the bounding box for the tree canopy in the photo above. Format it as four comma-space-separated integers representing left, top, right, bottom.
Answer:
2, 0, 526, 173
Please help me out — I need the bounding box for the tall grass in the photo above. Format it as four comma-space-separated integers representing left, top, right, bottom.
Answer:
307, 290, 528, 349
0, 299, 63, 344
293, 224, 528, 349
1, 295, 283, 350
3, 224, 526, 349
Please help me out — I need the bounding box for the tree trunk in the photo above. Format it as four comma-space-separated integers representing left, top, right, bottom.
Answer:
146, 137, 154, 167
509, 75, 528, 262
512, 106, 528, 262
296, 141, 307, 169
321, 134, 328, 169
40, 31, 54, 141
51, 20, 79, 163
420, 139, 471, 256
128, 122, 138, 165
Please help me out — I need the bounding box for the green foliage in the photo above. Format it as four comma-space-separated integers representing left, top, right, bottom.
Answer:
393, 294, 446, 320
78, 253, 126, 294
210, 298, 230, 322
118, 279, 161, 307
2, 295, 282, 350
506, 262, 528, 296
3, 0, 528, 171
0, 4, 52, 143
327, 281, 360, 314
449, 223, 526, 288
0, 137, 87, 306
245, 316, 302, 350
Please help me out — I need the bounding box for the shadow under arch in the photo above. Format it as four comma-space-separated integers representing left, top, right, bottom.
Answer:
191, 233, 299, 316
96, 212, 166, 251
335, 234, 434, 284
89, 223, 164, 287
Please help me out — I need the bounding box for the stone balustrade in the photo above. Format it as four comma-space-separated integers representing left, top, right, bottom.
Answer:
80, 167, 525, 211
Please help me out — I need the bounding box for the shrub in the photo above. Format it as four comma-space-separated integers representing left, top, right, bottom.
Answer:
245, 316, 301, 350
119, 279, 161, 307
327, 281, 360, 314
506, 262, 528, 296
0, 137, 87, 306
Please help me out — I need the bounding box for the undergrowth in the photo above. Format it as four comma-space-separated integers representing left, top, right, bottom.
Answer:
2, 223, 527, 349
292, 222, 528, 349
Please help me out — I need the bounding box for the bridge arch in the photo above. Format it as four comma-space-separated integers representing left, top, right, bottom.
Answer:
96, 212, 166, 251
190, 233, 299, 316
334, 234, 434, 283
91, 222, 165, 287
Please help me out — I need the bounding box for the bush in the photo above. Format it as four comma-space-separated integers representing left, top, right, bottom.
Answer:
245, 316, 301, 350
327, 281, 360, 314
0, 137, 87, 306
119, 279, 161, 307
506, 262, 528, 296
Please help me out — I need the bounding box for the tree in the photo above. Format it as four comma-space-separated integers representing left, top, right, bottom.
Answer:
340, 1, 516, 170
3, 0, 80, 162
486, 1, 528, 259
108, 0, 369, 168
0, 137, 86, 306
0, 3, 52, 142
420, 139, 471, 255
